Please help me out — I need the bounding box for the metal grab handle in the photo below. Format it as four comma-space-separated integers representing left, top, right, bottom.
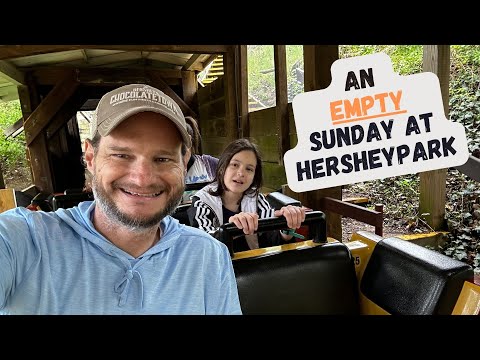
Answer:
218, 210, 327, 256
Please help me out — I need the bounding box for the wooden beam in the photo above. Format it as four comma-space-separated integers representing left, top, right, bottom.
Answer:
237, 46, 249, 138
27, 134, 53, 193
274, 45, 289, 164
303, 45, 338, 91
4, 116, 24, 138
148, 70, 197, 118
81, 49, 89, 63
202, 54, 218, 69
45, 90, 89, 141
18, 81, 34, 184
182, 54, 201, 70
33, 67, 182, 86
0, 60, 25, 85
61, 51, 141, 67
0, 45, 230, 61
17, 84, 32, 118
320, 197, 383, 237
0, 163, 5, 189
181, 70, 197, 110
24, 72, 40, 110
76, 67, 150, 86
419, 45, 450, 230
223, 48, 238, 143
24, 70, 79, 146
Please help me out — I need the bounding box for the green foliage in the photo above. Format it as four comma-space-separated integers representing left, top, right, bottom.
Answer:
244, 45, 480, 272
248, 45, 275, 107
0, 100, 27, 170
339, 45, 423, 74
247, 45, 425, 109
247, 45, 479, 152
449, 45, 480, 153
247, 45, 304, 107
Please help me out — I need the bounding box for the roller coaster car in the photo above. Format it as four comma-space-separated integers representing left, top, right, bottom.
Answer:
27, 189, 94, 211
26, 187, 480, 314
27, 182, 204, 214
219, 210, 480, 315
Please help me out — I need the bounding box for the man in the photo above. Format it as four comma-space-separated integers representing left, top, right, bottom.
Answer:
0, 84, 242, 315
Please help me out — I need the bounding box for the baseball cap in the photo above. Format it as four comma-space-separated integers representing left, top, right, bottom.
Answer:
90, 83, 192, 148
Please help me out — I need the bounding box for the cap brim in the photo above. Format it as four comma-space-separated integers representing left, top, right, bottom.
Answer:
97, 106, 192, 148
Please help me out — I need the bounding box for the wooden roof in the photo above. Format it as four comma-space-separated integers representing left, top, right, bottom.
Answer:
0, 45, 230, 102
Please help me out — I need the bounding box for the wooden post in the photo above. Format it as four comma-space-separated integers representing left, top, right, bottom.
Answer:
17, 83, 34, 185
302, 45, 342, 241
223, 46, 239, 143
419, 45, 450, 230
274, 45, 289, 164
374, 204, 384, 236
181, 70, 198, 111
23, 71, 79, 193
237, 45, 249, 139
0, 163, 5, 189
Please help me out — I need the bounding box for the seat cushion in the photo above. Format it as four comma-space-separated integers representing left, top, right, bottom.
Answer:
360, 237, 473, 315
234, 241, 359, 315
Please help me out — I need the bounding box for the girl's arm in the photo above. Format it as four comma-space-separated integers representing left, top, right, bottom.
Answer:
187, 196, 219, 238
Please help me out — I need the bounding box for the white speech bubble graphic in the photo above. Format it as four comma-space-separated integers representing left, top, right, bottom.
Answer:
284, 52, 469, 193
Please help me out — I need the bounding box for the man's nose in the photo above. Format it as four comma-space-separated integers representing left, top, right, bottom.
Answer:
131, 159, 156, 184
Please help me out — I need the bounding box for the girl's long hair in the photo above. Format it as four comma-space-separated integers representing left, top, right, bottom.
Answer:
210, 138, 263, 200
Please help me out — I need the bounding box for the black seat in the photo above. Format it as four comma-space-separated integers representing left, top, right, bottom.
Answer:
50, 191, 94, 210
265, 191, 301, 210
233, 241, 360, 315
171, 204, 191, 225
360, 236, 474, 315
220, 211, 358, 314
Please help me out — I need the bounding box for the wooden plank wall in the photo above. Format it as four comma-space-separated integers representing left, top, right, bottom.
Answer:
198, 76, 299, 193
197, 77, 228, 157
250, 107, 288, 192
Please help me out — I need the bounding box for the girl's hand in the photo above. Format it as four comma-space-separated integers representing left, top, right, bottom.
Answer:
228, 212, 259, 235
274, 205, 306, 230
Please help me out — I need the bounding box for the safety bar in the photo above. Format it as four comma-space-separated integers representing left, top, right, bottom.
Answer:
218, 210, 327, 256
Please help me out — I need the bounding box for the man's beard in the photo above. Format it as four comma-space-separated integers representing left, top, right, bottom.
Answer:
91, 175, 184, 231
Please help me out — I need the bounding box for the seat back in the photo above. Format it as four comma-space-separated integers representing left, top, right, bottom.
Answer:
51, 191, 94, 210
360, 237, 474, 315
266, 191, 301, 210
222, 211, 358, 314
233, 241, 359, 314
171, 204, 191, 225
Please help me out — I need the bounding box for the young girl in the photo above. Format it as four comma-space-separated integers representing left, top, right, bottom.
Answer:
188, 138, 305, 253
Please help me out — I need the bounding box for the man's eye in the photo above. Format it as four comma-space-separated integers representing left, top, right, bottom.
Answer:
113, 154, 129, 159
155, 158, 170, 163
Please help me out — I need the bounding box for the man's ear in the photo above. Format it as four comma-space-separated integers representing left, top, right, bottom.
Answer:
183, 147, 191, 168
84, 140, 95, 172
